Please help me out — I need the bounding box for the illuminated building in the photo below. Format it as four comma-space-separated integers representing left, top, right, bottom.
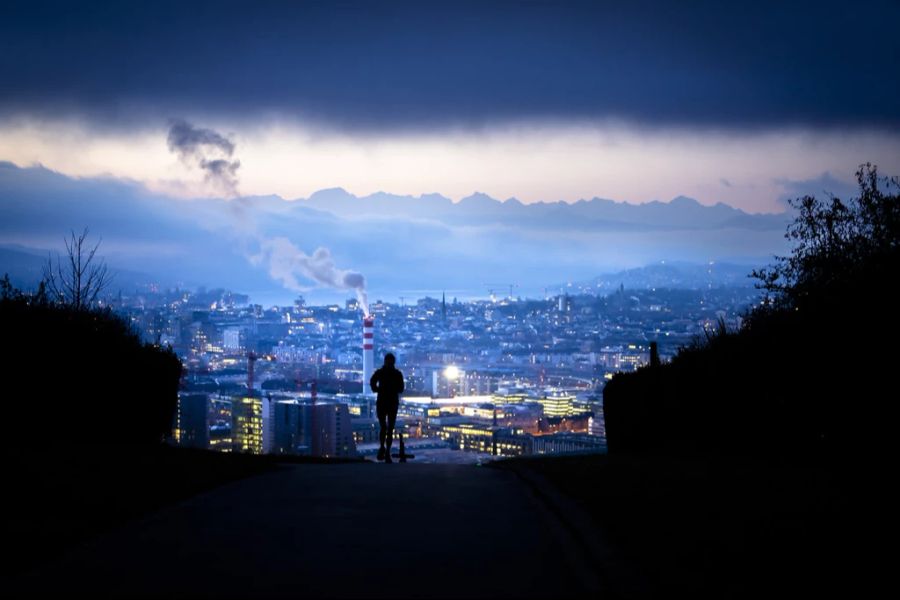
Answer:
532, 433, 606, 455
261, 394, 275, 454
352, 418, 381, 445
223, 327, 243, 351
312, 402, 356, 458
176, 393, 209, 449
398, 400, 437, 420
537, 390, 577, 418
432, 366, 463, 397
340, 394, 374, 419
457, 371, 496, 395
436, 423, 533, 457
232, 396, 263, 454
271, 400, 357, 458
598, 345, 650, 372
209, 425, 232, 452
429, 367, 497, 397
273, 401, 304, 454
588, 407, 606, 438
461, 404, 500, 419
493, 431, 534, 457
492, 389, 529, 404
405, 395, 494, 410
208, 395, 232, 452
494, 403, 544, 433
538, 413, 592, 434
436, 422, 496, 453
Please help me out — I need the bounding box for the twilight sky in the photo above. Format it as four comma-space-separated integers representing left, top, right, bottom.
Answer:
2, 0, 899, 213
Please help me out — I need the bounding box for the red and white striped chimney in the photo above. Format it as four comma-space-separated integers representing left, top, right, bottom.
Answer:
362, 316, 375, 395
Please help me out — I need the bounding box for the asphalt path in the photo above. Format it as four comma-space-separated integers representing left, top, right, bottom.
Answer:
12, 462, 607, 598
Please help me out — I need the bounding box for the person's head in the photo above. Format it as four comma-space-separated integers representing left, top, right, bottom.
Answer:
384, 353, 396, 367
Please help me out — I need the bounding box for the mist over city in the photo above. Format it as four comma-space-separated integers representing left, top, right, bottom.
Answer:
4, 1, 897, 598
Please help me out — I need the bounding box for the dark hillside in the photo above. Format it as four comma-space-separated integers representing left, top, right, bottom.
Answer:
1, 281, 182, 447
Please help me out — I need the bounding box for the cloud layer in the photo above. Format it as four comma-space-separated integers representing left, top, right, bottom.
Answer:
2, 1, 899, 130
3, 119, 899, 213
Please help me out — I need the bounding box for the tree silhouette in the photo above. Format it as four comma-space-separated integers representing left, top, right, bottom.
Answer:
605, 163, 899, 457
43, 228, 113, 310
752, 163, 900, 310
1, 275, 181, 447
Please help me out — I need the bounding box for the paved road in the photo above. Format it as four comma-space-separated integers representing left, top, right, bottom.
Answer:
12, 462, 604, 598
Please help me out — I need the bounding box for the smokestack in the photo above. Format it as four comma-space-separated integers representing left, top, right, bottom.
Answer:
363, 316, 375, 395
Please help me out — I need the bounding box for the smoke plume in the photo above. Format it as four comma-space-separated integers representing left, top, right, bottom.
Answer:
166, 119, 369, 313
252, 237, 369, 316
167, 119, 241, 198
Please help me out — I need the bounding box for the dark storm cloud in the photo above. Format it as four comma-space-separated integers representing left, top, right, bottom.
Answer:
2, 0, 899, 130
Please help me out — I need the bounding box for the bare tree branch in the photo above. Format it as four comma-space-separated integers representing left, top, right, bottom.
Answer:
43, 228, 113, 310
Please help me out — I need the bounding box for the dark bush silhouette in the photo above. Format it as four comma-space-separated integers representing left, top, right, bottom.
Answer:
604, 164, 898, 457
1, 276, 182, 447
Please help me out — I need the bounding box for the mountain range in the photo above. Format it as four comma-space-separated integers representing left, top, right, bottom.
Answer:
0, 162, 791, 304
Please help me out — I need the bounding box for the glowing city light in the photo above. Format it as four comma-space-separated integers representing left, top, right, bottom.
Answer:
444, 365, 460, 380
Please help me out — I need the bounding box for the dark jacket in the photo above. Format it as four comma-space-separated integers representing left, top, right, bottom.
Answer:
370, 366, 404, 404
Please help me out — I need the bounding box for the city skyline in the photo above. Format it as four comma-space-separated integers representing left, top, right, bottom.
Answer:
139, 275, 755, 461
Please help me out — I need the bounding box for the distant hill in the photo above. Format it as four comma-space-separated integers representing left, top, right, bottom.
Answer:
0, 245, 46, 288
561, 262, 761, 293
0, 245, 160, 293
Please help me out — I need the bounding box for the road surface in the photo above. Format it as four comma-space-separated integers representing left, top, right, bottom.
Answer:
12, 462, 609, 598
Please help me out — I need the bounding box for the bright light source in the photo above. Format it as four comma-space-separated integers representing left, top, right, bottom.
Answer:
444, 365, 460, 380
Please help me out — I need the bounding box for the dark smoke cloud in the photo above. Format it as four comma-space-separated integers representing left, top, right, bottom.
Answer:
167, 119, 241, 197
167, 119, 235, 156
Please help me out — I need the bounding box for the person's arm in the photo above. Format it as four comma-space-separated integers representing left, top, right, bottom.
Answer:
370, 369, 379, 394
398, 370, 405, 395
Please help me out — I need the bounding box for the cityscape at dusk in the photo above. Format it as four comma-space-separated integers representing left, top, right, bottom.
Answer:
4, 1, 897, 597
138, 279, 757, 461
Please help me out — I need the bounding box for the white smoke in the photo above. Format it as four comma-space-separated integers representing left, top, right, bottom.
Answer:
251, 237, 369, 316
167, 119, 369, 313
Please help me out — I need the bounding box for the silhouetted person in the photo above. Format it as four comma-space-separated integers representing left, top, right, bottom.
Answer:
370, 352, 404, 462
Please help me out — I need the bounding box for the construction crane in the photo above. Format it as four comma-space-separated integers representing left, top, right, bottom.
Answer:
483, 283, 519, 300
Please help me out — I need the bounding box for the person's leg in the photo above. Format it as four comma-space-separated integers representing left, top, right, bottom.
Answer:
376, 402, 387, 460
385, 406, 397, 454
